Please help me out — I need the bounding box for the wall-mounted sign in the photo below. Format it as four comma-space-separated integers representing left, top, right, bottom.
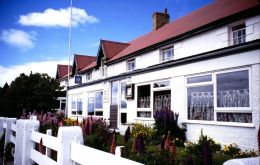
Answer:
75, 75, 82, 84
125, 84, 134, 100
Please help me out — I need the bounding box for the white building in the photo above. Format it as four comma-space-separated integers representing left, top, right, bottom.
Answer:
66, 0, 260, 151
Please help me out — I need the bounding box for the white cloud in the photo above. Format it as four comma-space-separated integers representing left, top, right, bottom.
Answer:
18, 7, 99, 28
0, 60, 68, 87
0, 29, 36, 50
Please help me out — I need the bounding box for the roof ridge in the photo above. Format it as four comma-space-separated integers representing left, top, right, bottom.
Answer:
101, 39, 129, 45
74, 54, 96, 58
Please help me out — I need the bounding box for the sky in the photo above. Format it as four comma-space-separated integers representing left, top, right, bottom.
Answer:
0, 0, 213, 87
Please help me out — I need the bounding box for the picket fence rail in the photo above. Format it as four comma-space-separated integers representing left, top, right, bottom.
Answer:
0, 117, 143, 165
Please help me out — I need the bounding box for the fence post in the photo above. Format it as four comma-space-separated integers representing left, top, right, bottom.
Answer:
57, 126, 83, 165
4, 118, 16, 147
14, 119, 39, 165
46, 129, 52, 157
115, 146, 125, 157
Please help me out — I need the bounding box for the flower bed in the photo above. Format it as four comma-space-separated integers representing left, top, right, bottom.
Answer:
20, 110, 259, 164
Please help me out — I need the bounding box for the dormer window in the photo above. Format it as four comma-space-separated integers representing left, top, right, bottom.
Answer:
232, 23, 246, 45
127, 59, 136, 71
160, 47, 174, 62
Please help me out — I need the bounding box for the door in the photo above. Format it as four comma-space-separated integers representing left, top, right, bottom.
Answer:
153, 90, 171, 113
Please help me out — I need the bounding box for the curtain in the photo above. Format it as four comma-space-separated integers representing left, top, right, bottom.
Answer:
189, 91, 214, 121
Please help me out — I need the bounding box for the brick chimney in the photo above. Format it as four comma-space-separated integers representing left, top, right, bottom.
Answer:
152, 8, 170, 31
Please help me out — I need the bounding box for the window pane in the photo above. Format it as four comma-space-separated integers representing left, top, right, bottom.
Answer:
217, 113, 252, 123
88, 97, 95, 115
187, 75, 212, 84
121, 82, 127, 108
137, 111, 151, 118
71, 96, 76, 109
187, 85, 214, 121
137, 85, 150, 108
161, 48, 173, 62
77, 98, 82, 112
217, 70, 249, 107
127, 59, 135, 71
95, 91, 103, 109
111, 81, 118, 105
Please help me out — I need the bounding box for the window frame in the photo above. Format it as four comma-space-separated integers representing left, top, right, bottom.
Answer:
228, 21, 246, 46
87, 91, 104, 116
70, 94, 83, 116
160, 46, 174, 62
232, 23, 246, 45
186, 67, 252, 124
186, 74, 214, 121
127, 58, 136, 72
136, 83, 152, 118
214, 68, 252, 112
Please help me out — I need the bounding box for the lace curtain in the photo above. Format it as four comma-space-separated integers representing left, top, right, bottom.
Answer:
189, 91, 214, 121
138, 96, 150, 108
153, 94, 171, 112
217, 88, 249, 107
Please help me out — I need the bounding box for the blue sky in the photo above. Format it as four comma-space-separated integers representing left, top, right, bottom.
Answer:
0, 0, 213, 86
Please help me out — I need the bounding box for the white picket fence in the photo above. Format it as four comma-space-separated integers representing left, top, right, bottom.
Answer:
0, 117, 143, 165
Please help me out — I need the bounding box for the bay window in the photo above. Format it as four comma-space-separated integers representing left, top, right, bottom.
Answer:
187, 68, 251, 123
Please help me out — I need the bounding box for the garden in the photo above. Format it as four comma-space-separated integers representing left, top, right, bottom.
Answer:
2, 109, 259, 165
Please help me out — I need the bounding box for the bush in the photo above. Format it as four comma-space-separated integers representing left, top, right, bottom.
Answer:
183, 132, 221, 164
84, 119, 112, 151
222, 143, 258, 158
132, 123, 155, 143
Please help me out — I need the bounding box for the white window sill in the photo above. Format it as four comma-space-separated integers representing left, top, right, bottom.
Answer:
183, 120, 255, 128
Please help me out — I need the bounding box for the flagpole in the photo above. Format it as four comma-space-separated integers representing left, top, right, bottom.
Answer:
66, 0, 73, 117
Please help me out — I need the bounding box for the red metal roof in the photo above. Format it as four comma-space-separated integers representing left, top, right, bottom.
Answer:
56, 64, 72, 79
80, 61, 96, 73
101, 40, 129, 59
74, 54, 96, 71
109, 0, 260, 62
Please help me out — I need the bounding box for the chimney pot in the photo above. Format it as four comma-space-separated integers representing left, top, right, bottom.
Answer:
152, 8, 170, 31
164, 8, 168, 14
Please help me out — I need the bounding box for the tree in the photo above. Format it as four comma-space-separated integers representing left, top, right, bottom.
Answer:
0, 83, 10, 116
2, 72, 62, 117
